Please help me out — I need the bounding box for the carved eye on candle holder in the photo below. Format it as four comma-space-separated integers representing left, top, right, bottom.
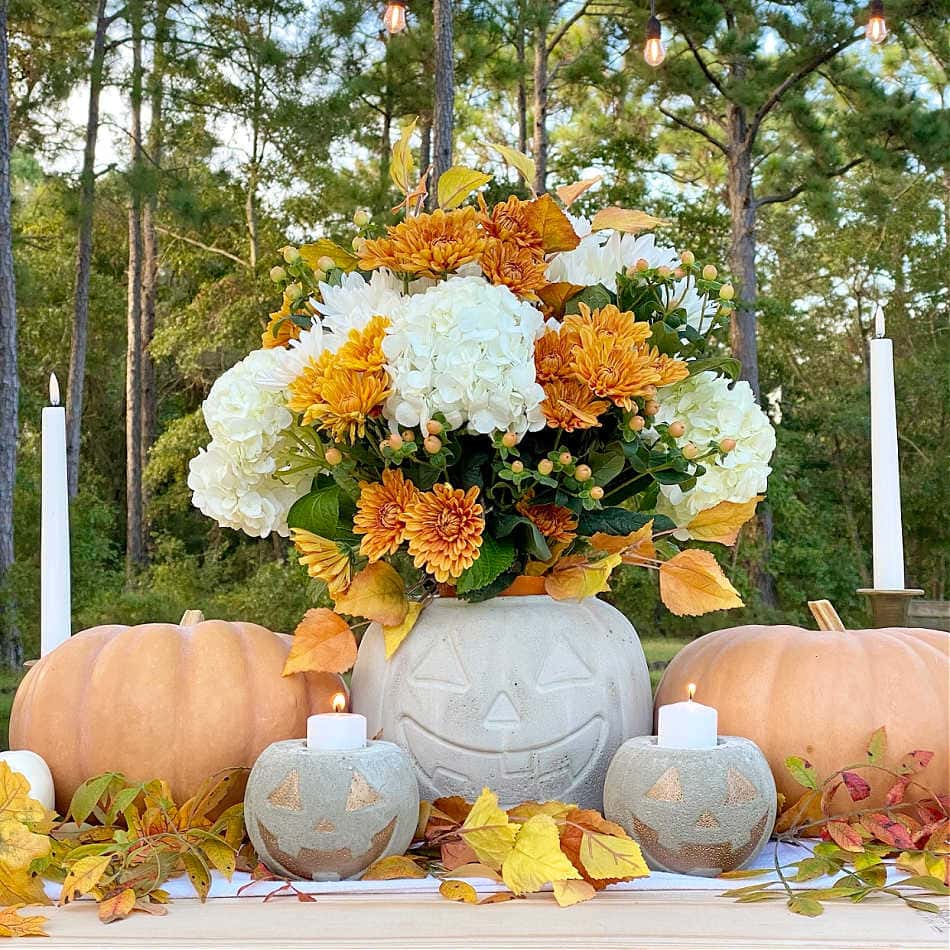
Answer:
603, 736, 776, 876
244, 739, 419, 881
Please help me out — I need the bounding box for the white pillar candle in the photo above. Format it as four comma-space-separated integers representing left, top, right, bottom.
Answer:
657, 683, 718, 749
869, 310, 905, 590
41, 373, 71, 657
306, 692, 366, 751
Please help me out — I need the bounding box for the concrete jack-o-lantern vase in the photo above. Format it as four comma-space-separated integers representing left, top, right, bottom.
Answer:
350, 590, 652, 810
245, 740, 419, 881
604, 736, 776, 876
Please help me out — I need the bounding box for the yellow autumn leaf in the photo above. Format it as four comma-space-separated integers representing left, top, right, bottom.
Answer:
299, 239, 358, 273
523, 194, 581, 253
489, 143, 536, 188
361, 855, 427, 880
552, 878, 597, 907
501, 815, 581, 896
686, 496, 762, 545
0, 905, 49, 938
578, 832, 650, 881
333, 561, 409, 627
555, 176, 602, 209
544, 554, 621, 601
383, 600, 423, 659
0, 818, 51, 870
390, 117, 418, 194
507, 800, 574, 822
535, 281, 586, 318
659, 549, 744, 616
0, 762, 49, 826
439, 879, 479, 903
590, 522, 655, 565
98, 887, 136, 924
61, 853, 113, 903
282, 608, 357, 676
437, 166, 492, 210
460, 789, 517, 870
590, 207, 669, 234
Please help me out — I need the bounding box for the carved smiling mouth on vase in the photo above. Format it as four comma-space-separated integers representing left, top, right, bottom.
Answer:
398, 715, 607, 803
257, 817, 397, 881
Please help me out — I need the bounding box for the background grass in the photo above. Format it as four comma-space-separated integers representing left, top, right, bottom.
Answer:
0, 638, 692, 751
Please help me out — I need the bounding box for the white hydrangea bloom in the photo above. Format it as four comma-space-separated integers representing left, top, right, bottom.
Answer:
382, 275, 546, 435
653, 371, 775, 529
545, 219, 679, 292
314, 270, 404, 345
189, 348, 309, 538
659, 276, 718, 334
254, 326, 327, 391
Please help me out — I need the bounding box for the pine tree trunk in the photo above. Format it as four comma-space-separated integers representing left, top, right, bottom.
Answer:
0, 0, 22, 668
419, 114, 431, 177
531, 17, 549, 194
125, 1, 146, 572
515, 2, 527, 154
431, 0, 454, 190
66, 0, 109, 499
245, 163, 259, 272
726, 105, 760, 400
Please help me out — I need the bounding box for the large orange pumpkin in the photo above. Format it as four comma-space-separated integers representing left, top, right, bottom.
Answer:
10, 611, 344, 812
655, 614, 949, 810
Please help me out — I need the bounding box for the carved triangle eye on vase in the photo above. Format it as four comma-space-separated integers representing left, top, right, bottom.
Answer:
645, 767, 683, 802
267, 769, 302, 811
346, 770, 381, 811
483, 692, 521, 730
725, 768, 758, 804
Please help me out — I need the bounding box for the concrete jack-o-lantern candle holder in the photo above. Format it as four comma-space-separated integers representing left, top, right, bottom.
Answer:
603, 736, 776, 876
245, 740, 419, 881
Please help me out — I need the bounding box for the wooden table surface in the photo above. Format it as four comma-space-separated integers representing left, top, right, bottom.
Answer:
36, 889, 950, 949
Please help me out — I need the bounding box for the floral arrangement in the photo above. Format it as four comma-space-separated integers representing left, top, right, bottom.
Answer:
188, 125, 775, 671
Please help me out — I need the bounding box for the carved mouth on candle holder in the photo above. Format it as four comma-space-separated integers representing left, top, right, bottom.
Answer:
256, 816, 397, 881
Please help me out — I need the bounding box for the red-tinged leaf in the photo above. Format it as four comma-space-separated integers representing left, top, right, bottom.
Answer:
899, 750, 935, 775
885, 778, 910, 807
862, 813, 916, 850
913, 819, 948, 850
842, 771, 871, 802
297, 892, 318, 903
820, 780, 842, 815
825, 821, 864, 853
866, 726, 887, 765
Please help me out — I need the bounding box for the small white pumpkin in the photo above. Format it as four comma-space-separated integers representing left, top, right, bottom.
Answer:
0, 750, 56, 811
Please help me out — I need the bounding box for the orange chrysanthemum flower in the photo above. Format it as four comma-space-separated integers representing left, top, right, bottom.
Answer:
353, 468, 420, 561
534, 326, 580, 384
403, 483, 484, 583
480, 238, 548, 299
540, 378, 609, 431
516, 500, 578, 544
478, 195, 544, 251
336, 315, 390, 373
358, 208, 486, 278
291, 528, 352, 595
262, 290, 305, 349
571, 326, 661, 410
562, 303, 652, 348
651, 349, 690, 388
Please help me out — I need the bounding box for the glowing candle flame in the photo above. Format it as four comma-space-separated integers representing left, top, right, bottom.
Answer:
687, 683, 696, 701
331, 692, 347, 713
49, 373, 60, 407
383, 0, 407, 34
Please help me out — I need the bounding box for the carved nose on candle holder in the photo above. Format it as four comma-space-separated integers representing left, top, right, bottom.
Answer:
857, 588, 924, 628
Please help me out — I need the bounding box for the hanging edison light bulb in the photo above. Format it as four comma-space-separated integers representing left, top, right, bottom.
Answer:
865, 0, 887, 44
383, 0, 407, 34
644, 1, 665, 67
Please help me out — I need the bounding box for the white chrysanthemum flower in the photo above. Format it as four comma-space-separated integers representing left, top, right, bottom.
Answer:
653, 371, 775, 530
545, 224, 679, 292
659, 276, 718, 334
189, 348, 309, 537
382, 275, 546, 435
255, 326, 327, 391
314, 270, 403, 344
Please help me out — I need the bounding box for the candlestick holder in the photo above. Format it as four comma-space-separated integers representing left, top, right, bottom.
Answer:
603, 736, 776, 877
244, 739, 419, 881
856, 588, 924, 628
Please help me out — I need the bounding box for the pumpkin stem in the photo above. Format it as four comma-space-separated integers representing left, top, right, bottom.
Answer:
808, 600, 845, 631
180, 610, 206, 626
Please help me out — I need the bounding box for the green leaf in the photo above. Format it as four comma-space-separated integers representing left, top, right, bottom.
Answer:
647, 321, 683, 356
287, 481, 354, 540
897, 875, 950, 894
455, 535, 516, 594
866, 726, 887, 765
457, 570, 518, 603
69, 773, 122, 825
785, 756, 819, 790
181, 851, 211, 902
787, 895, 824, 917
791, 857, 833, 882
856, 865, 887, 887
588, 444, 625, 487
564, 284, 612, 315
520, 523, 551, 561
577, 507, 675, 536
852, 851, 883, 871
904, 899, 940, 913
493, 512, 529, 538
688, 356, 741, 380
